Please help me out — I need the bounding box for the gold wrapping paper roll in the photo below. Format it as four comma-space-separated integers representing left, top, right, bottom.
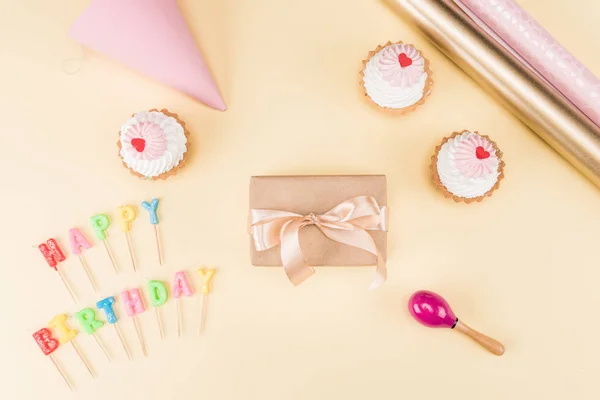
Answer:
383, 0, 600, 188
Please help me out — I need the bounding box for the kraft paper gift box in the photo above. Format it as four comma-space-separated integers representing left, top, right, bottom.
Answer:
249, 175, 388, 287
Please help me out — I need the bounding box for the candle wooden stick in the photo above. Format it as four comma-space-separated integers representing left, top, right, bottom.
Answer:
126, 231, 137, 271
92, 332, 111, 361
33, 328, 73, 390
132, 315, 147, 356
103, 239, 119, 273
408, 290, 505, 356
117, 205, 138, 271
172, 271, 194, 337
57, 267, 78, 303
78, 256, 99, 292
155, 307, 164, 340
154, 225, 163, 265
49, 354, 73, 390
90, 213, 119, 273
114, 322, 131, 360
142, 198, 162, 265
71, 340, 95, 378
176, 298, 182, 337
197, 268, 216, 335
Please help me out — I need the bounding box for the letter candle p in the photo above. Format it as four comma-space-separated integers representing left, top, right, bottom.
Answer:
117, 205, 137, 271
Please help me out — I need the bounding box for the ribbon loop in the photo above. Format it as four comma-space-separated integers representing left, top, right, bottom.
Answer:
249, 196, 387, 288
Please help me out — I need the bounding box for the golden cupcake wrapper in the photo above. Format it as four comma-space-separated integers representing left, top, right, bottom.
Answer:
117, 108, 190, 181
360, 41, 434, 115
430, 130, 505, 204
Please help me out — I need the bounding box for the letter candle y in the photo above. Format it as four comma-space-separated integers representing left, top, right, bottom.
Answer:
141, 198, 162, 265
197, 268, 216, 335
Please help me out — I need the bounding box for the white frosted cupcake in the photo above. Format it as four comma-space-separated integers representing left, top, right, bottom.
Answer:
118, 109, 189, 180
431, 131, 505, 203
361, 41, 433, 113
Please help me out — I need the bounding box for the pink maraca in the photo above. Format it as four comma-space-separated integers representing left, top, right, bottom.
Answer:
408, 290, 505, 356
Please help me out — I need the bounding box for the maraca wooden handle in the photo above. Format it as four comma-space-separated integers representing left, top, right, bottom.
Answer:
454, 320, 505, 356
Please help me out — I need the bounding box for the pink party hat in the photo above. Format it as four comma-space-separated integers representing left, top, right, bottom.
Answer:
69, 0, 226, 111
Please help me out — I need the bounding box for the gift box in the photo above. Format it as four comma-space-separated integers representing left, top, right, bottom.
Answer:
249, 175, 388, 288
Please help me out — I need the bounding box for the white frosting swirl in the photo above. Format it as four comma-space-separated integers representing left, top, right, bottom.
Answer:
436, 132, 500, 199
362, 43, 429, 109
119, 111, 187, 178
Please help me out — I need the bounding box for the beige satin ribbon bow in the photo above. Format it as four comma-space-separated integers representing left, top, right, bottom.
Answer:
250, 196, 388, 289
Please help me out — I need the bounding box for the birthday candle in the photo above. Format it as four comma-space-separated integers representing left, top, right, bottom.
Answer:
117, 205, 137, 271
96, 296, 130, 360
172, 271, 194, 337
68, 228, 98, 292
32, 328, 72, 390
197, 268, 216, 335
48, 314, 94, 378
141, 198, 162, 265
147, 280, 168, 339
90, 213, 119, 273
121, 289, 147, 356
38, 238, 77, 303
74, 308, 110, 361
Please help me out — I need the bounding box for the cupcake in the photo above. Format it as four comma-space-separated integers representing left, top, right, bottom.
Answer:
431, 130, 505, 203
361, 41, 433, 113
118, 109, 189, 180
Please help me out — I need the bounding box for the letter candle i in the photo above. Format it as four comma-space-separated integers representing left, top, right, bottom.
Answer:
68, 228, 98, 292
32, 328, 73, 390
38, 238, 78, 303
197, 268, 216, 335
90, 213, 119, 273
48, 314, 95, 378
141, 198, 162, 265
74, 308, 111, 361
117, 205, 137, 271
172, 271, 194, 337
96, 296, 131, 360
147, 280, 168, 339
121, 288, 147, 356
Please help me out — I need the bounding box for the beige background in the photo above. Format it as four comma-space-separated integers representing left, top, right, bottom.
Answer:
1, 0, 599, 398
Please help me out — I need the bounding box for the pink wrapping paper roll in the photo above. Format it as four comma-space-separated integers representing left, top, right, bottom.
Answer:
458, 0, 600, 128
